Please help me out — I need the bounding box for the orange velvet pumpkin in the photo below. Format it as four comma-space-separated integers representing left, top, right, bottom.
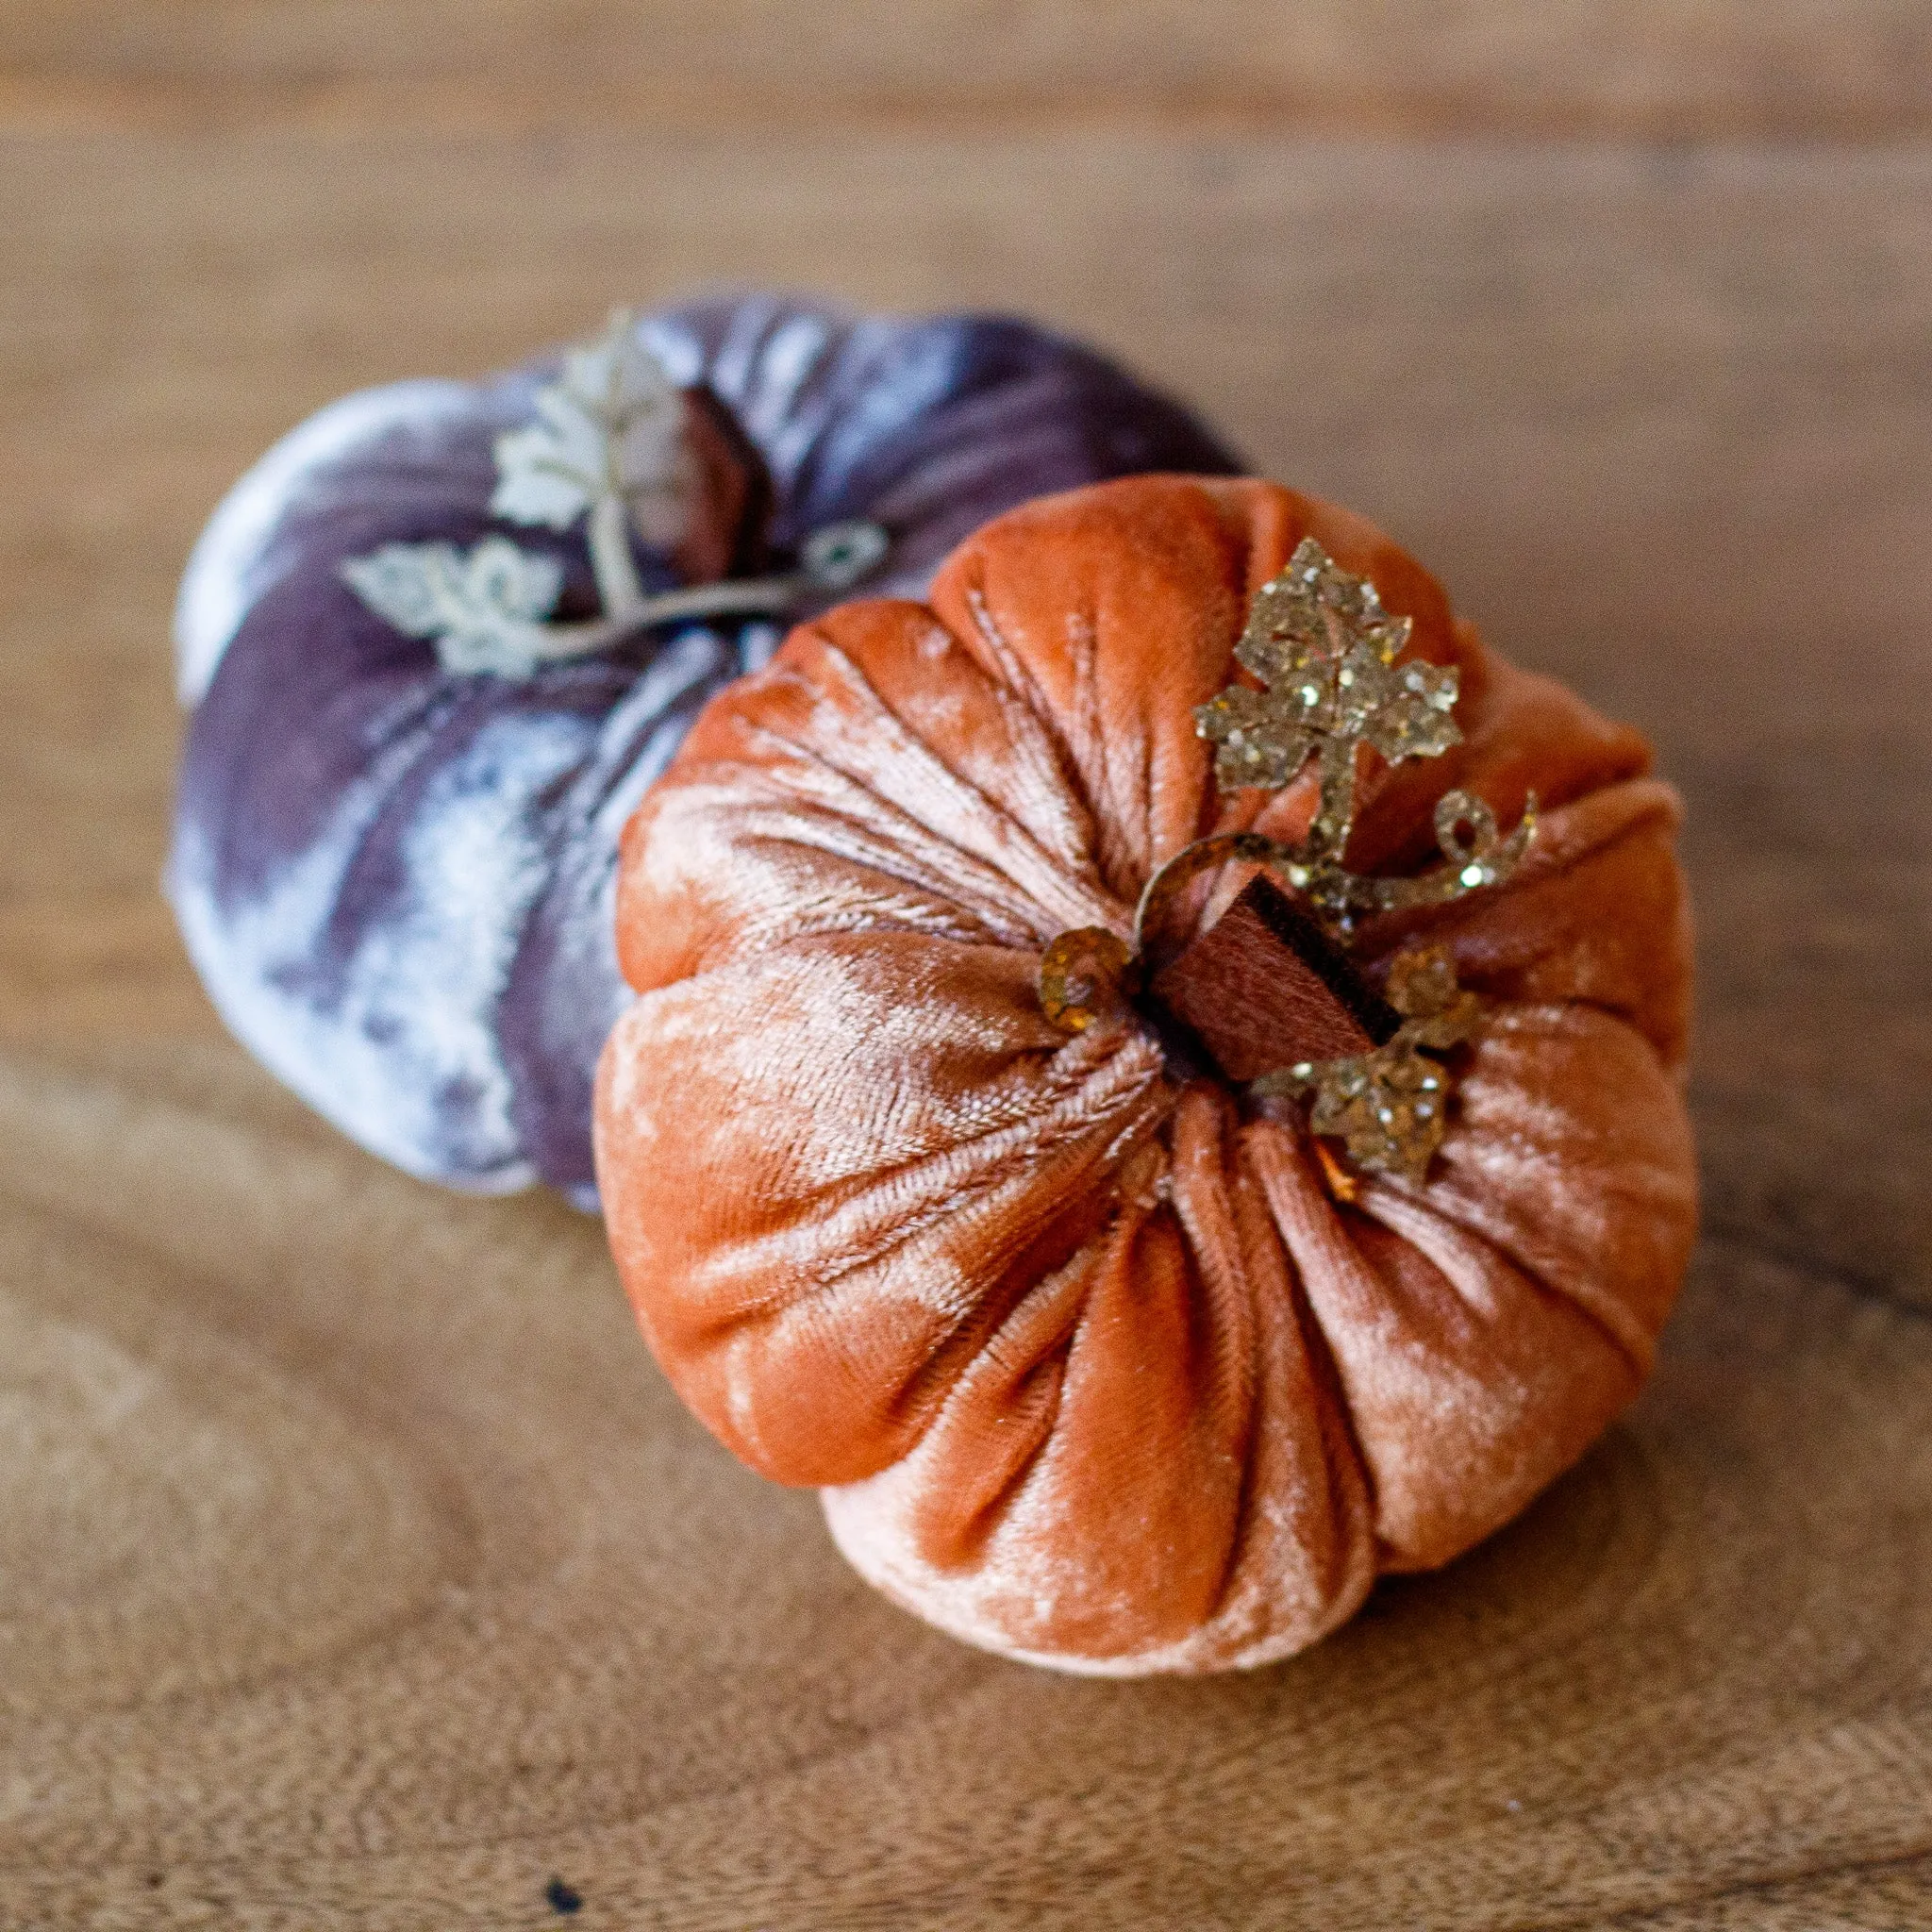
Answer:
593, 475, 1697, 1675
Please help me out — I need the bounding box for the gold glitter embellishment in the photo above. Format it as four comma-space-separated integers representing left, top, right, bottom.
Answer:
1252, 946, 1483, 1185
1039, 926, 1139, 1033
1178, 534, 1537, 938
1196, 536, 1445, 790
1043, 533, 1531, 1187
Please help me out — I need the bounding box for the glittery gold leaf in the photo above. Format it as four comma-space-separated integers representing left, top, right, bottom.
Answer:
1155, 535, 1534, 941
1252, 944, 1482, 1186
1196, 536, 1458, 797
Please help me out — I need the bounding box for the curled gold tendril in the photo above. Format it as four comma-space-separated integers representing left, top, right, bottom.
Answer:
1128, 786, 1538, 966
1038, 927, 1140, 1033
1130, 832, 1285, 969
1341, 785, 1540, 919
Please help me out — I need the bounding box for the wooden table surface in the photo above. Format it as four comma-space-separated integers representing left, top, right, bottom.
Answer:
2, 7, 1929, 1926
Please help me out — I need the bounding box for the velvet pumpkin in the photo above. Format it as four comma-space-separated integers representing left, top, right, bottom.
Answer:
167, 296, 1238, 1203
594, 474, 1698, 1676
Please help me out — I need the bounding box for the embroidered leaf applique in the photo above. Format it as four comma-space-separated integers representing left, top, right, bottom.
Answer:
1042, 541, 1536, 1190
340, 539, 562, 676
340, 310, 892, 678
491, 312, 693, 618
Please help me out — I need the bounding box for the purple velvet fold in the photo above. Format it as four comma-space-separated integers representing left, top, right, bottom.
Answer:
168, 294, 1241, 1204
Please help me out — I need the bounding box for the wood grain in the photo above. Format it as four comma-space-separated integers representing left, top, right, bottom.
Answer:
2, 2, 1927, 140
1, 61, 1929, 1932
2, 1047, 1928, 1926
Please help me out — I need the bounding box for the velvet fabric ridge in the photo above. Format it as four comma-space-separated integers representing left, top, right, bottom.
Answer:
594, 475, 1699, 1676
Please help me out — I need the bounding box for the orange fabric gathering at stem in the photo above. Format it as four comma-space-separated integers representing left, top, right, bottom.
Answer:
592, 474, 1698, 1677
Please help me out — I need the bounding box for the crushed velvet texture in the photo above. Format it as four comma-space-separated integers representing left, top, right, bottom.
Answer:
595, 475, 1698, 1675
167, 297, 1239, 1204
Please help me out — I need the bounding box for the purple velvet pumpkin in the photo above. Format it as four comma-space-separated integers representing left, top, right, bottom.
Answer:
168, 295, 1240, 1204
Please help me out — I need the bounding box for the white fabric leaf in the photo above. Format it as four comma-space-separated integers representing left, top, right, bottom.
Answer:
490, 319, 690, 547
340, 539, 563, 676
491, 390, 605, 530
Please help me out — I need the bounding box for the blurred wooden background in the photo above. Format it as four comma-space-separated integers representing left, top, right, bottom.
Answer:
1, 5, 1928, 1926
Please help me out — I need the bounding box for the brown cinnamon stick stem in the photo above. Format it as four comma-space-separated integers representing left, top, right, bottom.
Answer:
1149, 875, 1397, 1084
